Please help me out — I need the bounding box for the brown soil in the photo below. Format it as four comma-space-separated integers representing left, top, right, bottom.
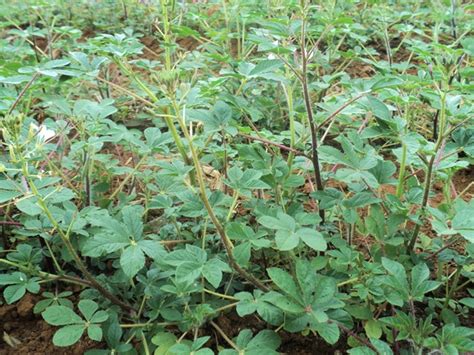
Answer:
0, 294, 103, 355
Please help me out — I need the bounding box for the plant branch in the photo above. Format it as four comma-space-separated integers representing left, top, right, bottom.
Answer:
238, 133, 308, 157
300, 12, 325, 223
7, 73, 40, 116
173, 103, 269, 291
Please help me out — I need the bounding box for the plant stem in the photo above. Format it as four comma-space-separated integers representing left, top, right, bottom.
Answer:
204, 288, 238, 301
7, 72, 40, 115
141, 332, 150, 355
0, 258, 91, 287
172, 102, 268, 291
115, 60, 195, 185
337, 277, 359, 287
396, 142, 407, 198
300, 11, 325, 224
332, 321, 380, 354
238, 133, 306, 157
282, 83, 296, 168
443, 265, 462, 309
109, 155, 148, 200
408, 91, 447, 251
226, 191, 239, 222
22, 163, 135, 312
214, 302, 239, 313
210, 320, 239, 351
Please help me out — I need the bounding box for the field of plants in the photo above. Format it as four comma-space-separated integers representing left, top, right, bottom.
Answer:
0, 0, 473, 354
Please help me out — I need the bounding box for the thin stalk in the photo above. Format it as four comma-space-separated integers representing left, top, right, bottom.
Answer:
214, 302, 238, 313
43, 237, 63, 273
226, 191, 239, 222
172, 102, 268, 291
396, 142, 407, 198
22, 163, 135, 311
114, 61, 194, 185
7, 73, 40, 115
203, 288, 238, 301
443, 266, 462, 309
408, 92, 447, 251
300, 13, 325, 223
0, 258, 91, 288
210, 320, 239, 351
282, 83, 296, 168
109, 155, 148, 200
337, 277, 359, 288
160, 0, 172, 71
238, 133, 306, 157
141, 332, 150, 355
331, 321, 380, 354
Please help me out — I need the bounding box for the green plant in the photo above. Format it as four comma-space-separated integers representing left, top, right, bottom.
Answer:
42, 299, 109, 347
0, 0, 473, 353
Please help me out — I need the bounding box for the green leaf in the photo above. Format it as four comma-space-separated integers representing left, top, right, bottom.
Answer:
235, 292, 257, 316
175, 261, 202, 284
3, 284, 26, 304
366, 96, 391, 120
364, 320, 382, 339
42, 305, 83, 326
122, 205, 144, 239
267, 268, 300, 302
152, 332, 178, 355
52, 324, 85, 347
213, 101, 232, 121
296, 228, 327, 251
15, 198, 43, 216
411, 263, 440, 298
452, 200, 474, 242
90, 311, 109, 323
249, 59, 283, 76
258, 212, 295, 231
343, 192, 381, 208
202, 262, 223, 288
314, 321, 340, 344
78, 300, 99, 321
265, 292, 303, 313
120, 244, 145, 278
381, 258, 407, 285
246, 330, 281, 353
87, 324, 103, 342
233, 242, 251, 266
275, 230, 299, 251
459, 298, 474, 308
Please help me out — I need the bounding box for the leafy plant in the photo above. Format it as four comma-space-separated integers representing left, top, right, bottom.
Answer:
0, 0, 473, 353
42, 299, 109, 347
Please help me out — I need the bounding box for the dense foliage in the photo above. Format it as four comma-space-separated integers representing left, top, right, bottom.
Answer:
0, 0, 473, 354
